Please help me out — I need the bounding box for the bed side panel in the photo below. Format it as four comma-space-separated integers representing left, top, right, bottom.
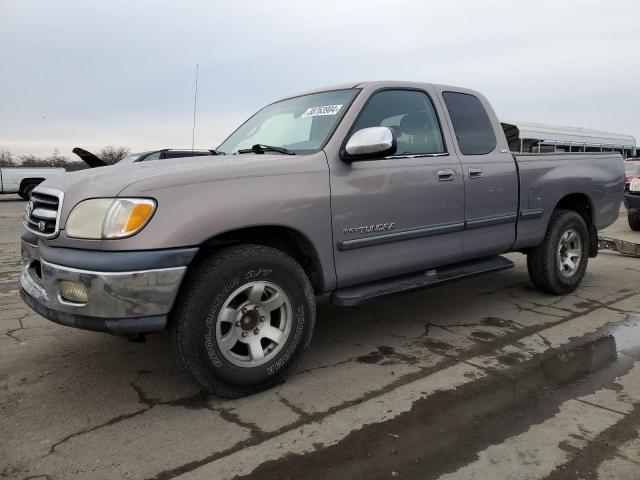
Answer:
513, 152, 624, 250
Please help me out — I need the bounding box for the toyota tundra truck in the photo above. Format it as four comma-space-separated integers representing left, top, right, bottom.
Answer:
19, 81, 624, 397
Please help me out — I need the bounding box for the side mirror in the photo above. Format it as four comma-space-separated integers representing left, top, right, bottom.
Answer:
343, 127, 396, 161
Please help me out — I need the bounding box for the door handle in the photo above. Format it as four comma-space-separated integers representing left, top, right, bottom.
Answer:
469, 167, 484, 179
437, 169, 455, 181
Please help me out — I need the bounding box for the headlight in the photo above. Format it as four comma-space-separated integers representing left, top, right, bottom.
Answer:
631, 178, 640, 193
66, 198, 156, 239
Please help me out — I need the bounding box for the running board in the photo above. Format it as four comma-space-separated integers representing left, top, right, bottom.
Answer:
331, 256, 514, 307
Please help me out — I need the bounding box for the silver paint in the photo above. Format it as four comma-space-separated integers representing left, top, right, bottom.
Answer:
344, 126, 395, 156
24, 81, 624, 303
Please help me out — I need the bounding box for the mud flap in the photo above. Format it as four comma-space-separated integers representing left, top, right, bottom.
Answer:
589, 225, 599, 257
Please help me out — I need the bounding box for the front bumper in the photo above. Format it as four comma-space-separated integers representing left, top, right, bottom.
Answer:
20, 238, 197, 334
624, 192, 640, 213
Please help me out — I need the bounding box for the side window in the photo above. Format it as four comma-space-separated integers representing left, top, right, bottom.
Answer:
442, 92, 496, 155
351, 90, 445, 156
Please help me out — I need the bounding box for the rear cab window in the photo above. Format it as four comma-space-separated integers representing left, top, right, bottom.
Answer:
442, 91, 496, 155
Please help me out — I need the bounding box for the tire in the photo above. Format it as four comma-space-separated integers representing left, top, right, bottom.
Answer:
170, 245, 316, 398
629, 213, 640, 231
20, 184, 36, 200
527, 209, 589, 295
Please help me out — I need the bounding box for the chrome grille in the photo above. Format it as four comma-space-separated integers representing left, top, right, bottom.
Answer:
24, 187, 64, 238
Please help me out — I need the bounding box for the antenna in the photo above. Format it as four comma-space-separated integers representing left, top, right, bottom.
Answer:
191, 64, 199, 152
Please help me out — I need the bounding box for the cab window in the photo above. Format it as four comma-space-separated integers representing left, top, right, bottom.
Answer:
351, 90, 445, 156
442, 91, 496, 155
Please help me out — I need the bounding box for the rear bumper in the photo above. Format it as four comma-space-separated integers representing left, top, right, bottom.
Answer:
19, 238, 197, 334
624, 193, 640, 213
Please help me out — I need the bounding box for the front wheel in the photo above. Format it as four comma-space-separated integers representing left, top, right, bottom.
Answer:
171, 245, 316, 398
629, 212, 640, 231
527, 209, 589, 295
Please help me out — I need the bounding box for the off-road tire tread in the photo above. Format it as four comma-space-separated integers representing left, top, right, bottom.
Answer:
527, 209, 589, 295
170, 244, 315, 398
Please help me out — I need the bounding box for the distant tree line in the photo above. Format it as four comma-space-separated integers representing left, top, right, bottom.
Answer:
0, 146, 130, 171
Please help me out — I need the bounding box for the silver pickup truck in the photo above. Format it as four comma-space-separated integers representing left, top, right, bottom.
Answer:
0, 167, 65, 199
19, 81, 624, 397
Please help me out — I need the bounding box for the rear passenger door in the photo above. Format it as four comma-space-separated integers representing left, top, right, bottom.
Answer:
437, 89, 519, 258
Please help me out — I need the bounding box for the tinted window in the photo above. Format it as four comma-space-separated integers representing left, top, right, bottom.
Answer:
164, 151, 213, 159
442, 92, 496, 155
351, 90, 445, 155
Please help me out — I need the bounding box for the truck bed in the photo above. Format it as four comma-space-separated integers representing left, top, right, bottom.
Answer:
513, 152, 624, 251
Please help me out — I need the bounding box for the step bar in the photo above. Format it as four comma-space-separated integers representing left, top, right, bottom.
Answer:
331, 255, 515, 307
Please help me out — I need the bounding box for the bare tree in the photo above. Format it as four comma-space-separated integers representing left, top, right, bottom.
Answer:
19, 154, 45, 167
0, 146, 131, 170
99, 146, 130, 165
44, 149, 70, 168
0, 149, 16, 167
16, 150, 85, 171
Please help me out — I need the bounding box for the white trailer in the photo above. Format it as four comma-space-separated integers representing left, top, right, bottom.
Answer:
502, 120, 636, 158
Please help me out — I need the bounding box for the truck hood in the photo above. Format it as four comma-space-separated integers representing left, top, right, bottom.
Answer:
39, 152, 326, 219
72, 147, 109, 168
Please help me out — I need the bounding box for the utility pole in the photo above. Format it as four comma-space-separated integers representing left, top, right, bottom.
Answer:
191, 64, 199, 151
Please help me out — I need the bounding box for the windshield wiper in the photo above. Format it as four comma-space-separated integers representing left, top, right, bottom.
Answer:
237, 144, 295, 155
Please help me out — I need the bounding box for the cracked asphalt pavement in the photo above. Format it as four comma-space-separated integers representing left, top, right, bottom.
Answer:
2, 194, 640, 479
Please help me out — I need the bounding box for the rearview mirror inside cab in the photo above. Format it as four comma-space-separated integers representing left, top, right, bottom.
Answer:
343, 126, 397, 161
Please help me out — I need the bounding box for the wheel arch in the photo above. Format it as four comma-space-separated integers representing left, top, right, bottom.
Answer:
195, 225, 325, 293
19, 178, 45, 195
553, 192, 598, 257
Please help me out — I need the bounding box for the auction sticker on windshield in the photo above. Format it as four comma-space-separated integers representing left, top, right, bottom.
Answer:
302, 104, 343, 117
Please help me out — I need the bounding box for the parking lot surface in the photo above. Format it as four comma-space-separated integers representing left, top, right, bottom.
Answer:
2, 194, 640, 480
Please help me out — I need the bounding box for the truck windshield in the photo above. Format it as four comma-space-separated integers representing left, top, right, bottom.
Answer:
218, 89, 358, 155
117, 153, 145, 165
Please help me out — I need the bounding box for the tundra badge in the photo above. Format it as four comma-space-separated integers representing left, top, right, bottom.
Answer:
342, 223, 395, 235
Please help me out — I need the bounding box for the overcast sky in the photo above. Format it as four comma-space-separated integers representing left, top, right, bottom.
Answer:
1, 0, 639, 157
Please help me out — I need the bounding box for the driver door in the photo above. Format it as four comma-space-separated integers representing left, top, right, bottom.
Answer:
329, 88, 465, 287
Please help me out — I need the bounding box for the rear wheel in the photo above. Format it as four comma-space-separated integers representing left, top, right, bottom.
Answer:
171, 245, 316, 398
527, 209, 589, 295
629, 212, 640, 231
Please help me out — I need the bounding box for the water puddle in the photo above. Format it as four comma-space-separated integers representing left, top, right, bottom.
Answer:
242, 320, 640, 480
608, 315, 640, 356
